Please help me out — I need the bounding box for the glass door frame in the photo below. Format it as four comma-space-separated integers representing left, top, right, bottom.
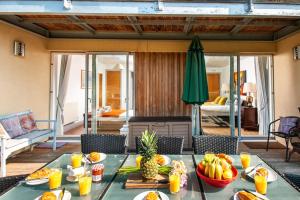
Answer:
204, 53, 241, 138
84, 52, 134, 135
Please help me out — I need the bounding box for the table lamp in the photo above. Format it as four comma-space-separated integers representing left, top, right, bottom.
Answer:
243, 82, 256, 107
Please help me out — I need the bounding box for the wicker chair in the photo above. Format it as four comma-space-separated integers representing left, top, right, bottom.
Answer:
81, 134, 126, 154
193, 135, 239, 155
267, 116, 300, 161
0, 174, 27, 194
284, 173, 300, 190
136, 136, 184, 154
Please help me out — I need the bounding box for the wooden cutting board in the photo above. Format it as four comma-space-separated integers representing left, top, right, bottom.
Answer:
125, 173, 169, 189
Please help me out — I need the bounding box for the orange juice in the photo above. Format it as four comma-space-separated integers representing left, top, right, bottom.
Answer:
169, 173, 180, 194
240, 152, 251, 169
254, 175, 267, 195
136, 156, 142, 168
79, 175, 92, 196
71, 153, 82, 168
49, 168, 62, 190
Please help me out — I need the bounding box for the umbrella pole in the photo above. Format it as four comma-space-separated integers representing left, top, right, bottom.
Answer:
192, 105, 195, 136
196, 104, 200, 135
199, 105, 203, 135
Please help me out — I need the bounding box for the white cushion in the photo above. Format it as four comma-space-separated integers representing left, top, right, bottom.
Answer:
4, 129, 52, 149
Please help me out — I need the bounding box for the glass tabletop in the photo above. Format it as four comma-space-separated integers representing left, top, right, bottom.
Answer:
193, 155, 300, 200
0, 154, 127, 200
101, 154, 204, 200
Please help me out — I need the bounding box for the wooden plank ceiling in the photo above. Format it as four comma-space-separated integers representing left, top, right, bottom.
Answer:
0, 14, 300, 40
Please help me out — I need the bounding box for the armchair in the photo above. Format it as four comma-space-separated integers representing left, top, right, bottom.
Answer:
267, 116, 300, 161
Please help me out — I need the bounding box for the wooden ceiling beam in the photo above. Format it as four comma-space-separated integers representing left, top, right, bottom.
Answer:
0, 15, 50, 37
66, 15, 96, 34
48, 30, 274, 40
273, 19, 300, 40
18, 17, 293, 27
230, 18, 253, 34
127, 16, 143, 34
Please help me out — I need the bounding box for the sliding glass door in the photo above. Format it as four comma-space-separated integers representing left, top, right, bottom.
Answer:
84, 53, 134, 134
201, 54, 273, 138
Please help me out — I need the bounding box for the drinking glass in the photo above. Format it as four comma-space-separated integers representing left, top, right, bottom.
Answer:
71, 152, 83, 168
136, 155, 142, 168
240, 152, 251, 169
79, 175, 92, 196
49, 168, 62, 190
169, 172, 180, 194
254, 175, 267, 195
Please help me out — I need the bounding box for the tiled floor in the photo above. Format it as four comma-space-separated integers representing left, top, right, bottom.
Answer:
4, 142, 300, 177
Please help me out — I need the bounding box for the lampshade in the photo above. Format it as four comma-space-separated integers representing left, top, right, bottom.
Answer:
221, 83, 230, 93
243, 82, 256, 93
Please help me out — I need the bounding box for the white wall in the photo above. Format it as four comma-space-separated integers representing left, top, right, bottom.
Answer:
240, 56, 256, 84
0, 21, 50, 122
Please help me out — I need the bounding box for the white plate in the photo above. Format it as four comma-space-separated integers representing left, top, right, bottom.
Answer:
25, 178, 48, 186
245, 166, 277, 183
133, 191, 169, 200
35, 189, 72, 200
160, 155, 171, 166
234, 190, 270, 200
83, 153, 107, 164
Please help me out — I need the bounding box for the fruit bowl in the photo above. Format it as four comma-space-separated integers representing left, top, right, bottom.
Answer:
196, 166, 238, 188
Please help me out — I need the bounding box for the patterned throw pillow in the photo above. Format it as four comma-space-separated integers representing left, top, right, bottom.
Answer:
19, 113, 37, 133
0, 116, 24, 138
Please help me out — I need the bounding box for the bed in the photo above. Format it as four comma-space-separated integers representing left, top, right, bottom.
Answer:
201, 104, 238, 117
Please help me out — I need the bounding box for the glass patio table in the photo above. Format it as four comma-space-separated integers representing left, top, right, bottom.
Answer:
101, 154, 204, 200
194, 155, 300, 200
0, 154, 127, 200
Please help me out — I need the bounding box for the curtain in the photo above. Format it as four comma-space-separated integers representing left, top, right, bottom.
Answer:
255, 56, 270, 135
56, 55, 72, 136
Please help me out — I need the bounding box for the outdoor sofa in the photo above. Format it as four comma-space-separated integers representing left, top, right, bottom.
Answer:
0, 110, 56, 176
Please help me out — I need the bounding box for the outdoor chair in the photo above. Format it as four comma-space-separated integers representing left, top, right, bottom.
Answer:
0, 174, 27, 194
192, 135, 239, 155
81, 134, 126, 154
284, 173, 300, 190
135, 136, 184, 154
267, 116, 300, 161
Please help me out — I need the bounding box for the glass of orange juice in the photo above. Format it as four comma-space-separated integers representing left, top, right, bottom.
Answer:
71, 153, 83, 168
240, 152, 251, 169
169, 172, 180, 194
78, 175, 92, 196
49, 168, 62, 190
254, 175, 267, 195
136, 156, 142, 168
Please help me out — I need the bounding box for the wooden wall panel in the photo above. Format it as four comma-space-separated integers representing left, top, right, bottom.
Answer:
135, 52, 191, 116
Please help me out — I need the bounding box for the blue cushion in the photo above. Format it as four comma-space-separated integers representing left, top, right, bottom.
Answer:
278, 117, 299, 134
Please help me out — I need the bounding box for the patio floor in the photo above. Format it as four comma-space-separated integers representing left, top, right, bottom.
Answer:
4, 142, 300, 177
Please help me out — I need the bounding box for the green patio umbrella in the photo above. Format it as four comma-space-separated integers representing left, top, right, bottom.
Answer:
182, 36, 209, 136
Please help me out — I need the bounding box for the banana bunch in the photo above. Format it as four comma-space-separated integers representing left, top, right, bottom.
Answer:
198, 153, 233, 180
204, 157, 223, 180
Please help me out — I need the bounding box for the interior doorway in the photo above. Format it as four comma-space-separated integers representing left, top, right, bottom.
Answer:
85, 53, 135, 135
50, 53, 135, 136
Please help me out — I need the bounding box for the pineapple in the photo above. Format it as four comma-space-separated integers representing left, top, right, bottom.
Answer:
139, 130, 159, 179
